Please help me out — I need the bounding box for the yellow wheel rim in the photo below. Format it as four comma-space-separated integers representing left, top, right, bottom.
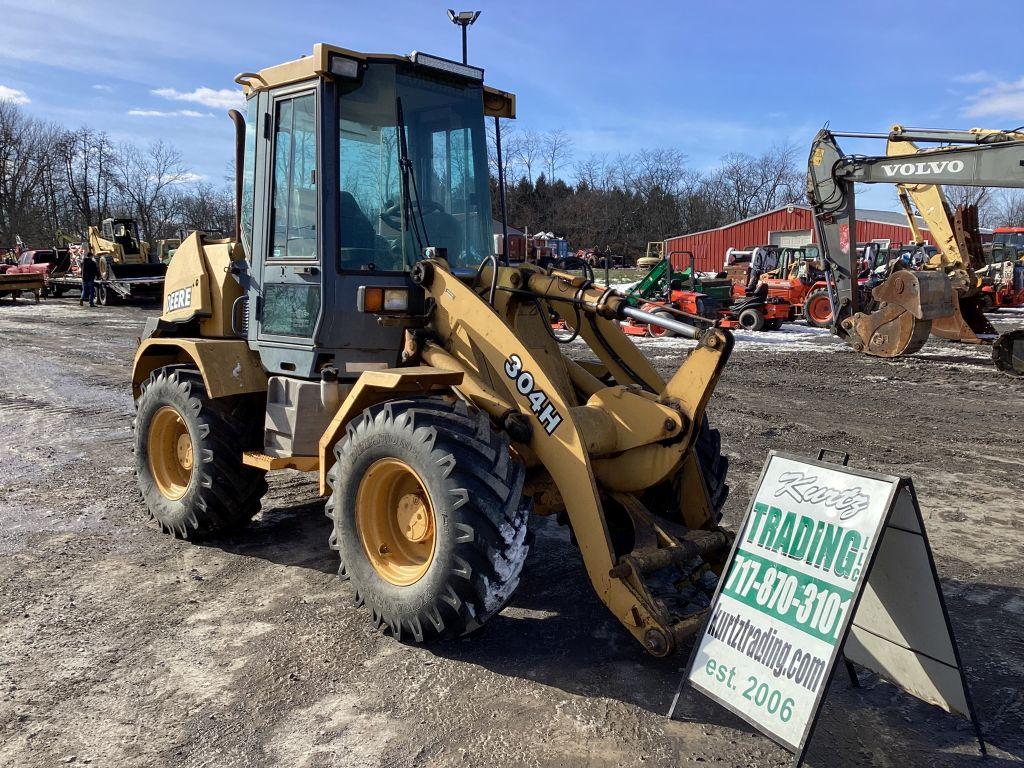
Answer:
355, 458, 436, 586
148, 406, 194, 500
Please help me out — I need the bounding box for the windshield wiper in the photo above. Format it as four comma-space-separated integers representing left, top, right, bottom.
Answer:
395, 97, 430, 257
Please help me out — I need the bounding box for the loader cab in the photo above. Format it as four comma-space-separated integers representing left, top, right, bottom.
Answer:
102, 218, 142, 256
238, 46, 510, 380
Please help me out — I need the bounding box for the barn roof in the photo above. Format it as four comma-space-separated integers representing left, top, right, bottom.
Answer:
666, 202, 992, 240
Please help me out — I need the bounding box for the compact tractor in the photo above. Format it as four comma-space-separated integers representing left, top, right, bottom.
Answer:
131, 44, 735, 657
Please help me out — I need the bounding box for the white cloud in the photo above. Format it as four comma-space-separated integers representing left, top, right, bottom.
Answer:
173, 172, 206, 184
0, 85, 30, 105
962, 76, 1024, 119
91, 84, 113, 92
128, 108, 212, 118
953, 70, 994, 85
152, 86, 241, 110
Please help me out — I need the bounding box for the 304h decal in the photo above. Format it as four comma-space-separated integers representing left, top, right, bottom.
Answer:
504, 354, 563, 435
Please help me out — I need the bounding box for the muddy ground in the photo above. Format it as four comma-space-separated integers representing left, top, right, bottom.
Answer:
0, 296, 1022, 768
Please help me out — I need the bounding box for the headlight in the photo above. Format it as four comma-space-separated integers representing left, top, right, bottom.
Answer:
357, 286, 410, 314
383, 288, 409, 311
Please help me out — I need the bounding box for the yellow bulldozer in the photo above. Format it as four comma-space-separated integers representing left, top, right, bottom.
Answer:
131, 43, 735, 656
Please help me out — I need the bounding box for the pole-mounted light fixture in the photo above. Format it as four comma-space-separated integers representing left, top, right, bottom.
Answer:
447, 9, 481, 64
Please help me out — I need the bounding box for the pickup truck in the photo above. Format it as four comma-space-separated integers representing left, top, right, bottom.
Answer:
5, 249, 68, 277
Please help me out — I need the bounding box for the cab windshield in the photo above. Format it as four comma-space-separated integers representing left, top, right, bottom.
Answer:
338, 64, 492, 272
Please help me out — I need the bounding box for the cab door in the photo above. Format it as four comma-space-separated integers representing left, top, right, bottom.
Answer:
255, 88, 323, 369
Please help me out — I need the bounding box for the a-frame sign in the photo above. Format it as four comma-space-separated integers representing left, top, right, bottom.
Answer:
671, 451, 984, 766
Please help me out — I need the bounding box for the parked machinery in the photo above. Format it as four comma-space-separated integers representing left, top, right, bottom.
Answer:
131, 43, 737, 657
89, 218, 166, 280
806, 125, 1024, 374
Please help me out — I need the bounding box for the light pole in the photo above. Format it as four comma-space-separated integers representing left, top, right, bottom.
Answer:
447, 9, 480, 64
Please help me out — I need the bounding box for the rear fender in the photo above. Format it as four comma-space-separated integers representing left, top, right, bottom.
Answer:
132, 338, 267, 399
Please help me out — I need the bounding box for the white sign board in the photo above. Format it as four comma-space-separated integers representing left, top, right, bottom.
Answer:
685, 452, 897, 751
678, 452, 984, 764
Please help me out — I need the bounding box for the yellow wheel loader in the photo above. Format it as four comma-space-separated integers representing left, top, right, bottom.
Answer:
131, 44, 736, 656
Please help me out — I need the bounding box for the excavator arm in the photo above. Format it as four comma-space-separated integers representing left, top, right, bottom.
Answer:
888, 139, 996, 343
807, 125, 1024, 368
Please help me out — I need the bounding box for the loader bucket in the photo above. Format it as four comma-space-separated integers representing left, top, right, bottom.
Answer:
930, 291, 997, 343
104, 261, 168, 280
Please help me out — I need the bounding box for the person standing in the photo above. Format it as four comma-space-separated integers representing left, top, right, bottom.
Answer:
80, 247, 98, 307
745, 245, 778, 293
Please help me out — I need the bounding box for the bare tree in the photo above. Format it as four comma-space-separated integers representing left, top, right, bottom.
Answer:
513, 129, 544, 185
0, 102, 63, 244
992, 190, 1024, 227
61, 126, 115, 232
541, 129, 573, 180
110, 140, 188, 241
176, 183, 235, 236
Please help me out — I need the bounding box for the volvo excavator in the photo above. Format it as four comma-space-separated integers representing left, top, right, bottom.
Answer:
806, 125, 1024, 375
130, 43, 736, 658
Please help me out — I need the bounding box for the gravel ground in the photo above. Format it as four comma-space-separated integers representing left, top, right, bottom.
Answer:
0, 296, 1022, 768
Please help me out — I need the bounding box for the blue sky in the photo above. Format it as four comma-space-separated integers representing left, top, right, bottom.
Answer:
2, 0, 1023, 211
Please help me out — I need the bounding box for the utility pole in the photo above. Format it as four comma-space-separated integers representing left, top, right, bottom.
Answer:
447, 9, 480, 63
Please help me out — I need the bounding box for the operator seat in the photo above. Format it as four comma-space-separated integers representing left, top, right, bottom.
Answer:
340, 191, 382, 268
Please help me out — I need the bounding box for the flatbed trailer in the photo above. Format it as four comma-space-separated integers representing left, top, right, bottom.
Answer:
0, 272, 44, 302
46, 273, 164, 305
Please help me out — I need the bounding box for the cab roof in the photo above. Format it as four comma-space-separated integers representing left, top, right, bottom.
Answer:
234, 43, 515, 119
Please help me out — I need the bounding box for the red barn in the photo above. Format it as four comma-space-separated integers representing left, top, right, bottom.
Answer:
664, 204, 945, 272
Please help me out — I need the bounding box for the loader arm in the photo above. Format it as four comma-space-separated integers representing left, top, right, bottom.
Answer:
807, 124, 1024, 360
405, 257, 735, 655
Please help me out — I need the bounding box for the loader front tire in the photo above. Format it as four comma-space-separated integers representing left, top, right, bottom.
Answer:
133, 367, 267, 538
695, 416, 729, 520
327, 398, 530, 643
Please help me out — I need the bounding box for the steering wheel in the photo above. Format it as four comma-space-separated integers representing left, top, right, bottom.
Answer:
379, 198, 446, 230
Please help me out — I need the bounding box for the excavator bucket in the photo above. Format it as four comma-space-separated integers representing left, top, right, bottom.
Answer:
931, 204, 998, 343
850, 269, 951, 357
930, 291, 997, 343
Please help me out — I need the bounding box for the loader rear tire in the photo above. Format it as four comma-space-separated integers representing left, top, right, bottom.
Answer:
326, 397, 531, 643
133, 367, 267, 539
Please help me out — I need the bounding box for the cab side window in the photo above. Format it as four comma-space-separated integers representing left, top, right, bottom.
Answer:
270, 93, 317, 260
